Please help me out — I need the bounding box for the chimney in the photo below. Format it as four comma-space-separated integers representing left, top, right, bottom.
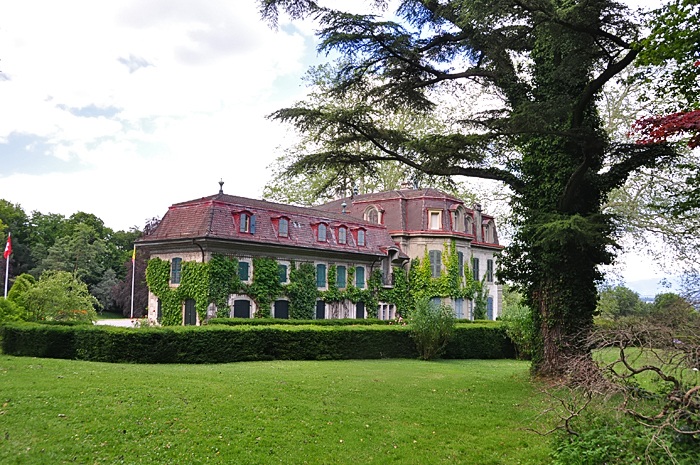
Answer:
473, 203, 483, 242
400, 181, 412, 190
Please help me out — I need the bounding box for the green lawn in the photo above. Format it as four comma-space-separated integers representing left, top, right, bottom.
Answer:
0, 357, 549, 464
95, 311, 129, 320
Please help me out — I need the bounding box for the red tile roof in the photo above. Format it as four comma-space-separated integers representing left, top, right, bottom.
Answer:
139, 193, 401, 257
316, 188, 499, 245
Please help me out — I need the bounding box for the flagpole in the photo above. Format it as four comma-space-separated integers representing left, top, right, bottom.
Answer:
130, 245, 136, 319
3, 249, 8, 298
3, 233, 10, 299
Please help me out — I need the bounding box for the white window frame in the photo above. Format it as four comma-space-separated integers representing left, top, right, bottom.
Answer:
428, 209, 442, 230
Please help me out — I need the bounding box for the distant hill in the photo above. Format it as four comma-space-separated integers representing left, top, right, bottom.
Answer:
625, 276, 681, 299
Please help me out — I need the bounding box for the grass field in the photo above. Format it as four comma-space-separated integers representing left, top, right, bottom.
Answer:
0, 357, 549, 464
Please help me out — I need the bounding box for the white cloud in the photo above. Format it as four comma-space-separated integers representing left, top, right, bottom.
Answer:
0, 0, 314, 230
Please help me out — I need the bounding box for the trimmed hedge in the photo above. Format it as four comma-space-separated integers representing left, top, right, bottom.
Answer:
35, 320, 94, 326
0, 322, 515, 363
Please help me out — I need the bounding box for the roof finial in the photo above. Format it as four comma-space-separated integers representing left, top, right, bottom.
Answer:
218, 179, 224, 194
341, 201, 347, 214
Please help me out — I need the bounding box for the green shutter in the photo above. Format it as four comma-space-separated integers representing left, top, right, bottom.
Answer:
278, 264, 287, 284
171, 258, 182, 284
472, 258, 480, 281
337, 266, 346, 288
458, 252, 464, 276
487, 259, 493, 282
356, 267, 365, 288
316, 264, 326, 288
429, 250, 441, 278
250, 215, 256, 234
239, 261, 249, 281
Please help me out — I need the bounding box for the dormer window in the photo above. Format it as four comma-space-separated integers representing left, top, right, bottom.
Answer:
466, 216, 474, 235
338, 227, 347, 244
318, 223, 327, 242
364, 206, 381, 224
452, 207, 466, 232
429, 210, 442, 230
357, 229, 365, 246
279, 218, 289, 237
240, 213, 255, 234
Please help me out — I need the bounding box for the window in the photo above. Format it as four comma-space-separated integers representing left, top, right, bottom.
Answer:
487, 259, 493, 282
279, 218, 288, 237
316, 264, 326, 288
356, 266, 365, 288
472, 257, 480, 281
467, 217, 474, 235
429, 211, 441, 230
458, 251, 464, 277
171, 257, 182, 284
337, 266, 346, 288
429, 250, 441, 278
453, 210, 464, 232
357, 230, 365, 246
239, 261, 250, 281
278, 264, 288, 284
338, 227, 347, 244
240, 213, 255, 234
318, 224, 327, 242
365, 207, 379, 224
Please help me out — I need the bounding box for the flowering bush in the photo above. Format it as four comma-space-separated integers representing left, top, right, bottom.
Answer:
17, 271, 99, 322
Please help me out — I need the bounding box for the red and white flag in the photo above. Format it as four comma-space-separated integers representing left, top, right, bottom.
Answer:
3, 233, 10, 259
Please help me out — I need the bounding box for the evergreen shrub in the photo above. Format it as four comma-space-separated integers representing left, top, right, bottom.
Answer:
1, 322, 515, 363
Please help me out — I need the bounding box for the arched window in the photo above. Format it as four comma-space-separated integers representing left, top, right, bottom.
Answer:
357, 229, 365, 246
466, 217, 474, 235
364, 206, 380, 224
452, 207, 466, 232
318, 224, 327, 242
338, 227, 347, 244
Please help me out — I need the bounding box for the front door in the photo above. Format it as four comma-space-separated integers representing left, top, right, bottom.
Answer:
315, 300, 325, 319
275, 300, 289, 319
356, 301, 365, 319
233, 300, 251, 318
184, 299, 197, 325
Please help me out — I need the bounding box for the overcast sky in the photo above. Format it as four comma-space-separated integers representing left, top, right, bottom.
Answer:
0, 0, 670, 286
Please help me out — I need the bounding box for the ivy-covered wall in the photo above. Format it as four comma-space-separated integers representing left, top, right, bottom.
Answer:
145, 241, 485, 326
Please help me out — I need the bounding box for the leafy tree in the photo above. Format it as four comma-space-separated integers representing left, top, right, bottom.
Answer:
18, 270, 99, 322
596, 285, 649, 320
6, 273, 36, 303
33, 223, 107, 287
263, 64, 466, 205
637, 0, 700, 111
500, 284, 534, 360
0, 200, 34, 277
111, 248, 149, 318
259, 0, 677, 374
90, 269, 120, 313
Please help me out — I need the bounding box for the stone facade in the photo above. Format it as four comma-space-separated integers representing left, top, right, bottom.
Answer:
139, 187, 503, 324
